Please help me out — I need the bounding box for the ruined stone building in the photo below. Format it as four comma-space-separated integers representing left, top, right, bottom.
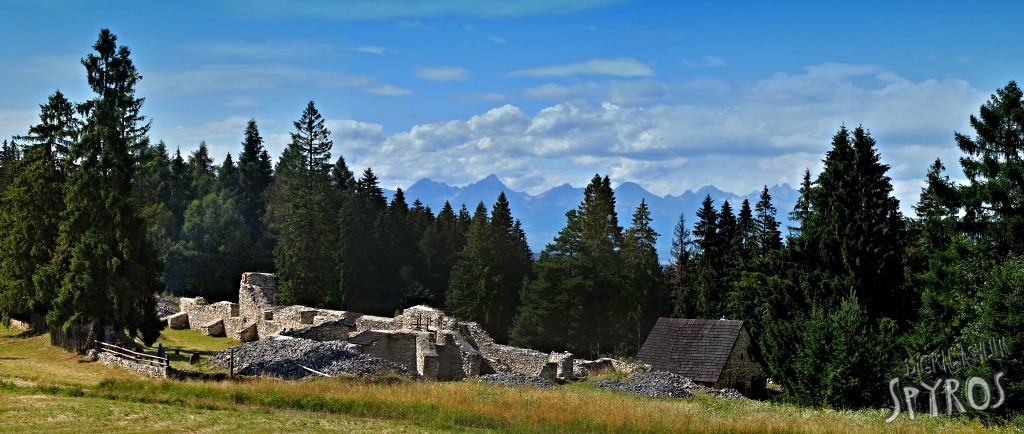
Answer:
167, 272, 577, 382
637, 318, 764, 394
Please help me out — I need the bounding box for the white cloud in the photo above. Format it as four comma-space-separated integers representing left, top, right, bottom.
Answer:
487, 36, 506, 44
150, 63, 986, 211
510, 57, 654, 78
182, 40, 333, 60
145, 64, 411, 96
332, 64, 985, 207
522, 79, 668, 105
356, 45, 387, 54
415, 66, 470, 82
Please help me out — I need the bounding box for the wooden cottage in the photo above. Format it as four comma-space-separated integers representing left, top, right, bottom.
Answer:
638, 318, 764, 394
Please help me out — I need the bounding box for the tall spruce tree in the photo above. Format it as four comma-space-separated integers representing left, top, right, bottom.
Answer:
270, 101, 339, 307
754, 186, 782, 254
47, 29, 163, 344
338, 168, 387, 313
621, 199, 665, 354
217, 153, 239, 195
512, 175, 625, 356
237, 119, 273, 243
667, 212, 694, 317
448, 194, 531, 342
187, 141, 215, 199
948, 81, 1024, 255
419, 201, 464, 305
762, 124, 906, 408
0, 91, 78, 323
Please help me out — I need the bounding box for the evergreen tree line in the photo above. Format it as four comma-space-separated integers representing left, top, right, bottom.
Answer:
3, 30, 1024, 413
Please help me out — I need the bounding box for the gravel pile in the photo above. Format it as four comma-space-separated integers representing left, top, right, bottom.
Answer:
592, 371, 695, 398
592, 371, 748, 399
474, 372, 555, 389
208, 337, 414, 379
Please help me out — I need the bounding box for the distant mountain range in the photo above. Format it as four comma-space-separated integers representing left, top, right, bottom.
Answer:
385, 175, 799, 262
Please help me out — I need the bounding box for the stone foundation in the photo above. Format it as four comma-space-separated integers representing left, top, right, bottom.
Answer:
167, 274, 655, 382
98, 352, 167, 379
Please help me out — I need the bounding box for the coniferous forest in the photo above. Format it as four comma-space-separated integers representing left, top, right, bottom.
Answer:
2, 29, 1023, 414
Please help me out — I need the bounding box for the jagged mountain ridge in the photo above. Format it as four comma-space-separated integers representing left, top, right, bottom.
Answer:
385, 175, 798, 262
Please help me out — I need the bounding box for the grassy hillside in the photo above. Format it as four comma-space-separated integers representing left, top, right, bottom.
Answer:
0, 325, 1015, 433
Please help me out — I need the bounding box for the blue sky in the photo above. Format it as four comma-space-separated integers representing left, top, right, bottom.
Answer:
1, 0, 1019, 210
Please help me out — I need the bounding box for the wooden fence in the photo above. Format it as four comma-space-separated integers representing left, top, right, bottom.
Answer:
95, 341, 169, 367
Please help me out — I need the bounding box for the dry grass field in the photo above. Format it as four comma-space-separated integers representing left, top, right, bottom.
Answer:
0, 324, 1016, 433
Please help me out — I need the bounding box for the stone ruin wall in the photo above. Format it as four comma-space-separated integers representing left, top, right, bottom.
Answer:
169, 272, 347, 342
460, 322, 574, 381
167, 273, 585, 381
98, 351, 167, 379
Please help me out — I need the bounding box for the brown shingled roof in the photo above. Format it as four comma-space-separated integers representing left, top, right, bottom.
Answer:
637, 318, 744, 383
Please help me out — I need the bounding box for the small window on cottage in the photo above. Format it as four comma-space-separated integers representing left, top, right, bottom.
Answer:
740, 352, 744, 360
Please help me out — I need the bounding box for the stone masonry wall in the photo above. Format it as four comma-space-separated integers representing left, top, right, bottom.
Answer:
173, 273, 347, 342
99, 352, 167, 379
716, 326, 763, 391
460, 322, 572, 379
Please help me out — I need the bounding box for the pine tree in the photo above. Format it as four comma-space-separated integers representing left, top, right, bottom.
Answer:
187, 141, 215, 199
419, 201, 465, 305
690, 195, 728, 317
0, 91, 78, 323
621, 199, 665, 354
949, 81, 1024, 255
447, 202, 492, 327
338, 168, 387, 313
512, 175, 625, 356
737, 199, 755, 261
763, 124, 907, 407
0, 140, 22, 196
217, 153, 239, 195
332, 155, 355, 194
754, 186, 782, 254
270, 101, 339, 307
237, 119, 273, 243
379, 188, 418, 309
47, 29, 163, 344
448, 193, 532, 342
667, 212, 694, 317
788, 170, 813, 240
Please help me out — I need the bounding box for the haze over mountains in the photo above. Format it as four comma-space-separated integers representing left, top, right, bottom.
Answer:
385, 175, 799, 261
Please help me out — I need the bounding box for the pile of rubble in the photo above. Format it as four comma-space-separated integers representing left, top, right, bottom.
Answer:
208, 337, 414, 379
592, 371, 695, 398
591, 371, 746, 399
473, 372, 555, 389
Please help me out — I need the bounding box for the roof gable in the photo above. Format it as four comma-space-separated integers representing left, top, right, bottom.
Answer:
637, 318, 744, 383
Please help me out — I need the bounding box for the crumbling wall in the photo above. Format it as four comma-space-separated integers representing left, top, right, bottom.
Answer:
282, 318, 351, 341
360, 331, 421, 374
174, 273, 347, 341
98, 352, 167, 379
460, 322, 573, 380
355, 315, 397, 332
